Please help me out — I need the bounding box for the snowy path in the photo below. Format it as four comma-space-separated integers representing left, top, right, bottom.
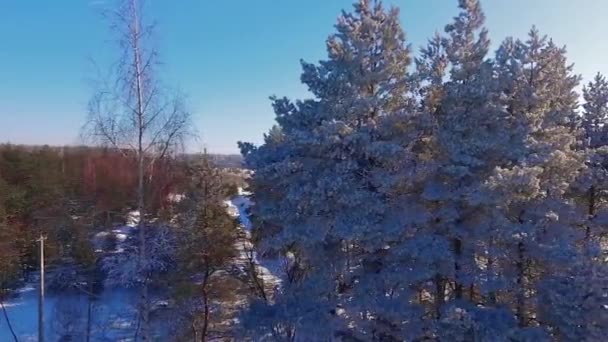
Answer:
224, 189, 282, 294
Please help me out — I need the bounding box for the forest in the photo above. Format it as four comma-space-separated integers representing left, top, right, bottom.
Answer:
1, 0, 608, 341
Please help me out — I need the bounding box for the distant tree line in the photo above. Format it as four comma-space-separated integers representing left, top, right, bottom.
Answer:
0, 144, 181, 288
183, 153, 244, 169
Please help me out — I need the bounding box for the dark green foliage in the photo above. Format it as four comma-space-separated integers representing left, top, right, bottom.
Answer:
0, 145, 97, 289
0, 174, 21, 289
171, 156, 241, 340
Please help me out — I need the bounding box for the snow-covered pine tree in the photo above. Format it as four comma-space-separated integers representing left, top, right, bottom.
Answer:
489, 27, 591, 338
407, 1, 529, 339
536, 72, 608, 341
580, 74, 608, 245
582, 73, 608, 149
240, 0, 415, 339
242, 1, 606, 340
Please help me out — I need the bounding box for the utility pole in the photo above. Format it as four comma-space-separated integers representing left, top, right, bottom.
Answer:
37, 233, 46, 342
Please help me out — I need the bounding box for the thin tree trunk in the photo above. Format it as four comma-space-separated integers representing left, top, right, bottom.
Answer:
515, 209, 528, 328
137, 150, 149, 342
1, 295, 19, 342
516, 241, 526, 327
587, 185, 596, 240
200, 267, 211, 342
201, 285, 209, 342
245, 243, 268, 301
86, 280, 93, 342
131, 0, 150, 339
469, 284, 475, 302
289, 326, 296, 342
453, 238, 463, 299
487, 241, 497, 305
134, 311, 141, 341
192, 321, 199, 341
434, 274, 444, 319
38, 234, 45, 342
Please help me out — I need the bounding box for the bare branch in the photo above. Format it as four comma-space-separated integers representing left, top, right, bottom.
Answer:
82, 1, 195, 339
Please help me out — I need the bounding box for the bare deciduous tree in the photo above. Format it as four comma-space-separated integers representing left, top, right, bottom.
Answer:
83, 0, 193, 340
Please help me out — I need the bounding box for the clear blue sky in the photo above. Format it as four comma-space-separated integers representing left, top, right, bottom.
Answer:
1, 0, 607, 154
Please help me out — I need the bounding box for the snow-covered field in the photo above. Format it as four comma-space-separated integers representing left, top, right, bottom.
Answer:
0, 276, 142, 341
0, 210, 167, 341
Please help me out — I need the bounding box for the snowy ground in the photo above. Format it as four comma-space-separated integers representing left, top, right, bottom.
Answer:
0, 275, 141, 341
1, 190, 277, 341
0, 210, 167, 342
225, 188, 282, 291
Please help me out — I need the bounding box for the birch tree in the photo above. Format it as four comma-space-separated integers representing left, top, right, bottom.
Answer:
84, 0, 192, 339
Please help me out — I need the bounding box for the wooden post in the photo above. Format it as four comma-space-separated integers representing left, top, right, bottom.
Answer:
37, 234, 46, 342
